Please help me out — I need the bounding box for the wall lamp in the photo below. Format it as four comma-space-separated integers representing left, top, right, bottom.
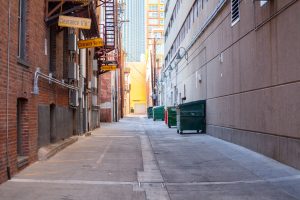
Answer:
176, 47, 188, 61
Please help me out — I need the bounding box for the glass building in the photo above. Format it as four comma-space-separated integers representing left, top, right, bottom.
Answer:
123, 0, 145, 62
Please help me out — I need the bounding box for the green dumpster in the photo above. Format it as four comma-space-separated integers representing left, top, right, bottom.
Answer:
153, 106, 165, 121
147, 107, 153, 119
176, 100, 206, 134
167, 106, 177, 128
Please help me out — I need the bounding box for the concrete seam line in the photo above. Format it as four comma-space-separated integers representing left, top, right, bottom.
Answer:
94, 140, 113, 168
10, 179, 137, 186
10, 175, 300, 186
165, 175, 300, 186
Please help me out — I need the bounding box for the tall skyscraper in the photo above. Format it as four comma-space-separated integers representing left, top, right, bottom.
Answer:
123, 0, 145, 62
145, 0, 164, 106
145, 0, 164, 54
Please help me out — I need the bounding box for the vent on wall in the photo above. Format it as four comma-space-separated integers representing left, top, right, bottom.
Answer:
231, 0, 240, 26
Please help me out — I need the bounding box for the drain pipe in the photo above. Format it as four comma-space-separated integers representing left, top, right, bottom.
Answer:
6, 0, 11, 180
33, 68, 79, 95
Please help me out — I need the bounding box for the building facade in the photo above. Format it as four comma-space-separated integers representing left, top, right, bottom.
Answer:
145, 0, 165, 106
99, 0, 124, 122
0, 0, 108, 184
123, 0, 145, 62
127, 62, 147, 114
162, 0, 300, 169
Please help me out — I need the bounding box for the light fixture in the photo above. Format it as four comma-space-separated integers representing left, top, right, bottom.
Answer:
176, 47, 188, 61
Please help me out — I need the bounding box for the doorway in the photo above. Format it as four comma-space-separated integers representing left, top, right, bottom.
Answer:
50, 104, 56, 143
16, 98, 29, 168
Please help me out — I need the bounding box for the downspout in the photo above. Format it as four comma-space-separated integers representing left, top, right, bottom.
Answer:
6, 0, 11, 180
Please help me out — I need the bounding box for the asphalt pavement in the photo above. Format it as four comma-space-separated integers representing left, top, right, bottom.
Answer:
0, 116, 299, 200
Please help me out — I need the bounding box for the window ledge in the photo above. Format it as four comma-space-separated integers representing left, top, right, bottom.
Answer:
17, 58, 31, 68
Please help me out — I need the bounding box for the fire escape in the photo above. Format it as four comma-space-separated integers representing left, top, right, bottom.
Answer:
98, 0, 118, 75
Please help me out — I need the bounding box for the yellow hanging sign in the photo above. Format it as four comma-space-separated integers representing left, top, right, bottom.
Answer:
78, 38, 104, 49
101, 65, 117, 71
58, 15, 91, 29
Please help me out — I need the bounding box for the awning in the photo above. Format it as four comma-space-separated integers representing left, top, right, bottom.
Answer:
45, 0, 99, 38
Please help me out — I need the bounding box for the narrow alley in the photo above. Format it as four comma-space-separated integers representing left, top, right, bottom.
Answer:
0, 116, 299, 200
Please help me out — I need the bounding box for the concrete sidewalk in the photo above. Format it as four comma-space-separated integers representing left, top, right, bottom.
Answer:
0, 116, 299, 200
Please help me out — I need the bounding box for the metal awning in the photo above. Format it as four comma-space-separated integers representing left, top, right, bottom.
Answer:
45, 0, 99, 38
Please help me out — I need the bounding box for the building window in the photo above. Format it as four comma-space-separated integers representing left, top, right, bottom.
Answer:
231, 0, 240, 26
149, 5, 158, 11
18, 0, 26, 59
149, 19, 159, 25
149, 12, 158, 18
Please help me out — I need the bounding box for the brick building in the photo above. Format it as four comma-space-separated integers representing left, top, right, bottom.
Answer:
0, 0, 102, 184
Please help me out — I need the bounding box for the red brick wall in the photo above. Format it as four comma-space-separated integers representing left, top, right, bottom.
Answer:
100, 72, 112, 122
0, 0, 70, 183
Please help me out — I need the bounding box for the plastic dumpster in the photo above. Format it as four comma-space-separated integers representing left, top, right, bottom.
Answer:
164, 108, 168, 125
176, 100, 206, 134
147, 107, 153, 119
153, 106, 165, 121
167, 106, 177, 128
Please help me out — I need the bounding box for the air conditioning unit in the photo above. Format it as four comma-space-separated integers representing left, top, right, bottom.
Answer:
68, 33, 77, 51
69, 90, 79, 107
68, 62, 76, 80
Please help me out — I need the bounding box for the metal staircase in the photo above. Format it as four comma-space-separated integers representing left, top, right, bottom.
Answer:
104, 0, 116, 52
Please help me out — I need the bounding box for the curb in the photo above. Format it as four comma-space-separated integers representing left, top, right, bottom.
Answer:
38, 136, 78, 161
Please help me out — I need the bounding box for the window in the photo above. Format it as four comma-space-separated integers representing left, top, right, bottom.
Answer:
149, 19, 158, 25
149, 12, 158, 18
18, 0, 26, 59
49, 26, 57, 73
149, 5, 158, 11
231, 0, 240, 26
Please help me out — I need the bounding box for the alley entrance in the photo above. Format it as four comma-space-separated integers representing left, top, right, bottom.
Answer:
1, 117, 300, 200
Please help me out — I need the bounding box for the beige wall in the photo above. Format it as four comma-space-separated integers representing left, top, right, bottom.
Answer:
128, 62, 147, 114
163, 0, 300, 169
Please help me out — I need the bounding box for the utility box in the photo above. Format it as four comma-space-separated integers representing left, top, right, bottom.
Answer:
69, 90, 79, 107
68, 62, 77, 80
153, 106, 164, 121
176, 100, 206, 134
167, 106, 177, 128
147, 107, 153, 119
68, 33, 77, 51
